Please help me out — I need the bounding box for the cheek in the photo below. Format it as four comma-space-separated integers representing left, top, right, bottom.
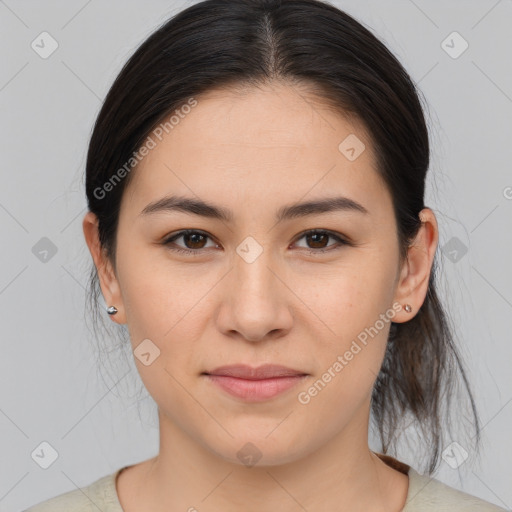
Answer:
294, 274, 393, 428
293, 251, 396, 338
116, 257, 209, 412
117, 248, 219, 368
294, 250, 396, 390
118, 242, 190, 327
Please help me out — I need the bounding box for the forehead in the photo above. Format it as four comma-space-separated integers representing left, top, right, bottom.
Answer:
122, 82, 391, 221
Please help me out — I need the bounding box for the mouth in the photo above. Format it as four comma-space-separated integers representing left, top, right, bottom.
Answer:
202, 364, 309, 402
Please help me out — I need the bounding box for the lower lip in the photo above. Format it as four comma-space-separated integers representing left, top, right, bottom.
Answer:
204, 374, 308, 402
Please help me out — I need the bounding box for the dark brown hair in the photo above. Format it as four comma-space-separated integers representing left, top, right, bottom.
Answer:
84, 0, 480, 474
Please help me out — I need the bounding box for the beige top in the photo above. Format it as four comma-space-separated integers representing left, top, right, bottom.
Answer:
24, 453, 508, 511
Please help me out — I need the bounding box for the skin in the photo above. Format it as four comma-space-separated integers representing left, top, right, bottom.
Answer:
83, 80, 438, 512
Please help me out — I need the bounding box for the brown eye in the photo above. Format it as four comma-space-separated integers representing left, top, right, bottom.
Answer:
163, 229, 218, 255
163, 228, 349, 257
182, 232, 207, 249
306, 232, 330, 249
293, 229, 349, 254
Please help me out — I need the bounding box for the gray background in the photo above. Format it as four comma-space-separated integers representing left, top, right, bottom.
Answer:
1, 0, 511, 510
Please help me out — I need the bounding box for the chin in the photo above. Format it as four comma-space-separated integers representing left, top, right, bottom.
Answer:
203, 428, 311, 468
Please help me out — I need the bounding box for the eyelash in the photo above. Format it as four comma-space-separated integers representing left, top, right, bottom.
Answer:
162, 229, 351, 256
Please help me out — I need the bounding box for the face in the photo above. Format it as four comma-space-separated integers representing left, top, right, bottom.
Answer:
85, 81, 431, 466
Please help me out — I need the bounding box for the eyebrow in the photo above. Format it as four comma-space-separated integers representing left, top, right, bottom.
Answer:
139, 194, 369, 223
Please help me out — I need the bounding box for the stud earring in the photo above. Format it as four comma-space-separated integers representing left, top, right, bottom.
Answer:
106, 306, 118, 315
403, 304, 412, 313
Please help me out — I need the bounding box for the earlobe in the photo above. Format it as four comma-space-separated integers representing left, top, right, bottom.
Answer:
392, 208, 438, 323
82, 211, 126, 324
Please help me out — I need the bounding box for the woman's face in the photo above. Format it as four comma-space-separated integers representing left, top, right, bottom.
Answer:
89, 82, 421, 465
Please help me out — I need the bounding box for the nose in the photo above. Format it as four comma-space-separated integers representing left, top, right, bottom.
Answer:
215, 246, 294, 343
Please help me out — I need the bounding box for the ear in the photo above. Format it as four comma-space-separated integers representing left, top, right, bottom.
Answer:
392, 208, 438, 322
82, 211, 126, 324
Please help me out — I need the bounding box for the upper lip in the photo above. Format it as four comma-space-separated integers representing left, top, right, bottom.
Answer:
204, 364, 307, 380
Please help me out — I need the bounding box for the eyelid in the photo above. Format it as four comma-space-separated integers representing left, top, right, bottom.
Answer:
162, 228, 352, 255
162, 229, 219, 253
291, 228, 351, 248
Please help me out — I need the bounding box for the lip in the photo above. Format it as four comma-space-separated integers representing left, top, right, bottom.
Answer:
203, 364, 308, 402
205, 364, 307, 379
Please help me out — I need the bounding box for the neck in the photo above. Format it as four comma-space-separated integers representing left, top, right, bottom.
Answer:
122, 403, 409, 512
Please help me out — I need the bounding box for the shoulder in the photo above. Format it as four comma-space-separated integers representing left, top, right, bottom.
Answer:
405, 467, 510, 512
23, 469, 123, 512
